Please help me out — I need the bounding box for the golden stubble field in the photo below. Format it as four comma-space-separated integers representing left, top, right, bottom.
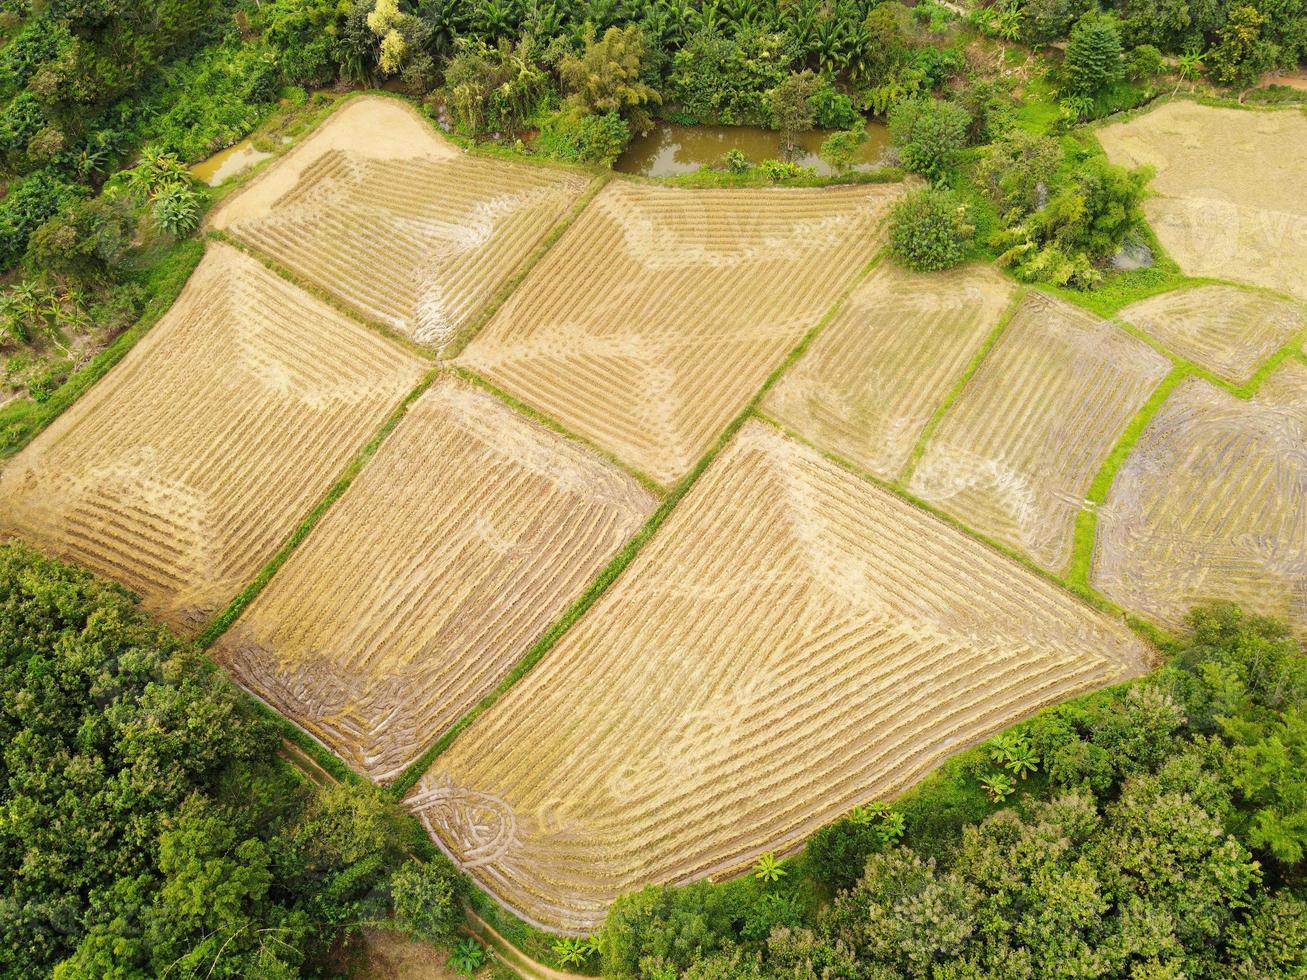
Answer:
908, 293, 1170, 572
458, 180, 900, 485
211, 96, 588, 351
1093, 360, 1307, 638
764, 261, 1017, 480
1098, 101, 1307, 302
214, 375, 655, 782
0, 243, 425, 632
407, 420, 1151, 932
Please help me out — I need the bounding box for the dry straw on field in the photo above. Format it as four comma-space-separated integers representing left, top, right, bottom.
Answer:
909, 293, 1169, 572
212, 96, 588, 350
458, 180, 898, 485
1093, 361, 1307, 638
1117, 284, 1304, 383
408, 421, 1150, 932
214, 375, 655, 782
1098, 102, 1307, 302
764, 262, 1017, 480
0, 243, 425, 632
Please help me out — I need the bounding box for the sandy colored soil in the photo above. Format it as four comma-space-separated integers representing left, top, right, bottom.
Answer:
214, 374, 655, 782
909, 292, 1169, 572
1093, 360, 1307, 638
1097, 101, 1307, 302
212, 96, 588, 350
457, 181, 899, 485
0, 243, 424, 633
1118, 283, 1305, 383
407, 420, 1150, 932
763, 261, 1017, 480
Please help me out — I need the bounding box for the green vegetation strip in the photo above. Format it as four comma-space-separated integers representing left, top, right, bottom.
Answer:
1064, 364, 1191, 592
0, 239, 205, 459
899, 285, 1027, 483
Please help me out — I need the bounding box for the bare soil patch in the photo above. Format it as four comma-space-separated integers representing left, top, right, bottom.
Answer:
1093, 361, 1307, 637
407, 420, 1150, 932
909, 293, 1169, 572
212, 96, 587, 350
764, 261, 1016, 480
0, 244, 423, 633
458, 180, 898, 485
214, 375, 654, 782
1097, 101, 1307, 301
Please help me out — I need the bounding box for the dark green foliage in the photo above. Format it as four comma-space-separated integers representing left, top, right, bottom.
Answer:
24, 193, 133, 280
391, 860, 465, 944
668, 29, 790, 125
0, 169, 84, 270
889, 187, 975, 271
1062, 12, 1123, 97
805, 818, 884, 893
887, 97, 969, 185
536, 108, 630, 164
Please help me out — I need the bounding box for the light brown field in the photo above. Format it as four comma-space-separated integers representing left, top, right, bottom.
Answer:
909, 293, 1169, 572
212, 96, 588, 351
1117, 284, 1304, 383
457, 180, 898, 485
214, 375, 654, 782
1093, 361, 1307, 637
0, 243, 425, 632
407, 420, 1150, 932
763, 262, 1017, 480
1097, 101, 1307, 302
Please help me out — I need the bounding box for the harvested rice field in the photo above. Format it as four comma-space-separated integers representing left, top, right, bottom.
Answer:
214, 375, 655, 782
407, 420, 1151, 931
458, 180, 898, 485
1093, 360, 1307, 638
212, 96, 589, 350
0, 243, 425, 632
763, 262, 1017, 480
909, 293, 1169, 572
1117, 283, 1304, 383
1098, 102, 1307, 302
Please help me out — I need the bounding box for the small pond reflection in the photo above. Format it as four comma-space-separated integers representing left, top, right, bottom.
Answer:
616, 121, 891, 177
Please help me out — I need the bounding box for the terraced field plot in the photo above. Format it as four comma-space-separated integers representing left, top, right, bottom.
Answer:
407, 421, 1150, 931
0, 243, 425, 632
1098, 102, 1307, 302
212, 96, 588, 350
214, 376, 655, 782
764, 262, 1017, 480
1093, 361, 1307, 637
1117, 284, 1304, 383
458, 181, 898, 485
909, 293, 1169, 572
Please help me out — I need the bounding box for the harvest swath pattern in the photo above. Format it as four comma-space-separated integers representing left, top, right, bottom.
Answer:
910, 293, 1169, 572
764, 262, 1016, 480
458, 181, 897, 484
1093, 361, 1307, 638
1117, 284, 1304, 383
0, 244, 425, 632
214, 96, 586, 350
214, 376, 654, 782
408, 421, 1150, 931
1098, 102, 1307, 302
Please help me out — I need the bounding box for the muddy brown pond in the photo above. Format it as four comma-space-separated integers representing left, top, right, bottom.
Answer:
616, 121, 892, 177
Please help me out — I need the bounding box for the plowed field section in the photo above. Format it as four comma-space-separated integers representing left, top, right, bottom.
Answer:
0, 243, 425, 632
1118, 284, 1304, 383
407, 421, 1150, 932
1093, 361, 1307, 637
910, 293, 1169, 572
458, 181, 898, 485
765, 262, 1016, 480
214, 375, 655, 782
213, 96, 587, 350
1098, 102, 1307, 302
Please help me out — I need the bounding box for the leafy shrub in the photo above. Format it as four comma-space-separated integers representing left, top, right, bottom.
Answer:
391, 860, 464, 944
887, 97, 969, 185
536, 108, 630, 165
806, 817, 884, 892
669, 28, 790, 126
818, 125, 868, 174
809, 83, 859, 130
888, 187, 975, 271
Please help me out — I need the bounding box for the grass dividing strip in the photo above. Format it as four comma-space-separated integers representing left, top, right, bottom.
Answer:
900, 285, 1027, 483
388, 248, 889, 799
451, 364, 666, 496
1064, 364, 1191, 592
444, 172, 612, 359
196, 365, 443, 649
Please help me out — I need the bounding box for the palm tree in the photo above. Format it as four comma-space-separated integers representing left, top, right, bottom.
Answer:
753, 851, 786, 882
981, 771, 1016, 802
